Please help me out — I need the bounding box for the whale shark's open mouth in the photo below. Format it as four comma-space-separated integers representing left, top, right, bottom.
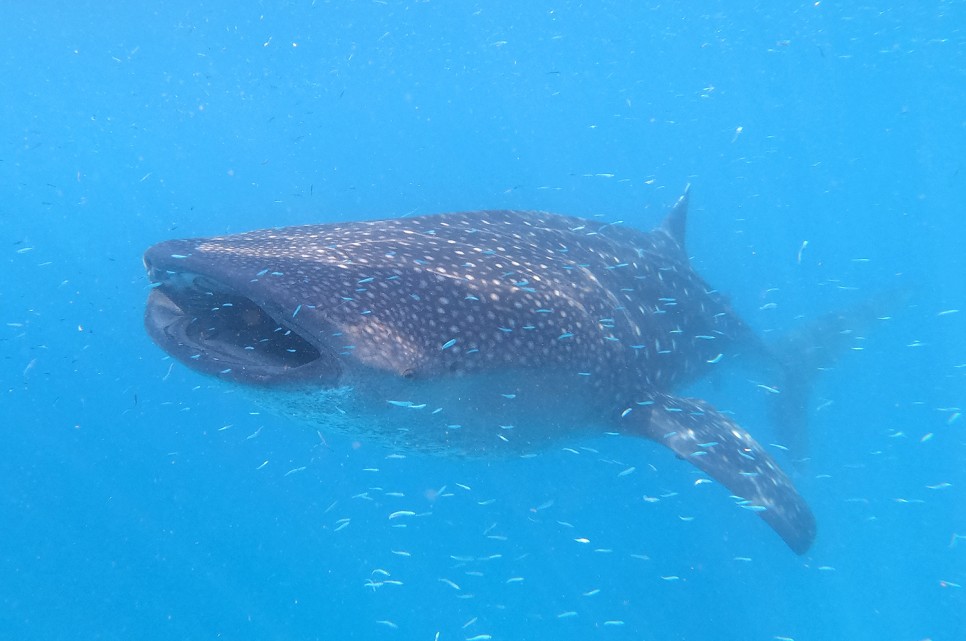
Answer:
143, 266, 340, 387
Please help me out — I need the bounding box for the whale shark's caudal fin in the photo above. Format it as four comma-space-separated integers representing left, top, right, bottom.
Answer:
619, 393, 816, 554
764, 286, 913, 458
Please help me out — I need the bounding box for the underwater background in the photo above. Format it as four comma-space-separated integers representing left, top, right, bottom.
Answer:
1, 2, 963, 640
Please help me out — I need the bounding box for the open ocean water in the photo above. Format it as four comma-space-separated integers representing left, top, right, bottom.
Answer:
2, 2, 964, 640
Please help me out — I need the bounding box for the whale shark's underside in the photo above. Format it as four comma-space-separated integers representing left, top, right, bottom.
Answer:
143, 189, 838, 554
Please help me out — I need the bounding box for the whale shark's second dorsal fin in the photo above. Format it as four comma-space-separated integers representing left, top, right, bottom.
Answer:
659, 185, 691, 252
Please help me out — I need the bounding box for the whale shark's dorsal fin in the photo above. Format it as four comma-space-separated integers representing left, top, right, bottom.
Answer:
660, 184, 691, 250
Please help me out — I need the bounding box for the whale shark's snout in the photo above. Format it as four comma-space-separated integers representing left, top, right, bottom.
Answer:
143, 241, 342, 387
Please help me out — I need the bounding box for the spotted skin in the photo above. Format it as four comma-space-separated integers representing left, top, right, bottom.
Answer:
143, 190, 816, 554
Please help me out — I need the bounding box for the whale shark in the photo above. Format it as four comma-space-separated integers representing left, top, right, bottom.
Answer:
143, 188, 821, 554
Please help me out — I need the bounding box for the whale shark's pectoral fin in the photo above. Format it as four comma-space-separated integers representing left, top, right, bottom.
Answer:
620, 394, 816, 554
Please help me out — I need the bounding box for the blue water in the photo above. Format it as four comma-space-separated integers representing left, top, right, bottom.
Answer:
2, 2, 964, 640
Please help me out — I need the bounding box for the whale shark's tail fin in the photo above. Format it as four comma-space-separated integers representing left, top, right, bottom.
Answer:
764, 286, 913, 459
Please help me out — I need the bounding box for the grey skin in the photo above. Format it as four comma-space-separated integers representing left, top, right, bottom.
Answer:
143, 188, 817, 554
